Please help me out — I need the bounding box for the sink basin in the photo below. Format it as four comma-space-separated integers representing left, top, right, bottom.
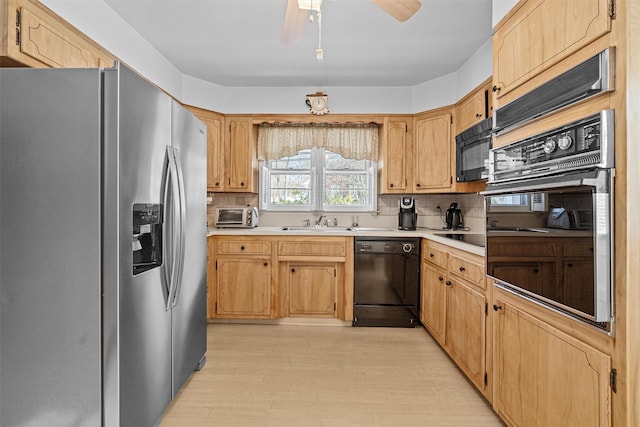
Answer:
487, 226, 549, 233
279, 226, 394, 233
350, 227, 394, 231
280, 226, 352, 232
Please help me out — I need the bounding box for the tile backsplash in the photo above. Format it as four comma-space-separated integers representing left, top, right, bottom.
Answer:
208, 192, 485, 231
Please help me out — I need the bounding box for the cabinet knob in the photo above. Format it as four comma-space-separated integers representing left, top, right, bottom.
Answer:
390, 183, 394, 188
214, 181, 219, 186
476, 113, 483, 118
430, 253, 435, 258
264, 262, 268, 267
240, 246, 245, 250
459, 266, 465, 272
438, 276, 444, 282
416, 183, 421, 187
291, 268, 296, 273
567, 263, 573, 268
240, 182, 245, 186
445, 280, 452, 286
493, 304, 503, 311
492, 85, 501, 93
532, 268, 539, 273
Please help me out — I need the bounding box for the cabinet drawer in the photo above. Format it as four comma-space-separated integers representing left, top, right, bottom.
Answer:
449, 254, 485, 289
278, 240, 346, 257
423, 242, 448, 269
216, 240, 271, 255
563, 242, 594, 257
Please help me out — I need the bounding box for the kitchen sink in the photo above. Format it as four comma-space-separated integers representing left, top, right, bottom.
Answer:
279, 226, 394, 232
280, 226, 352, 232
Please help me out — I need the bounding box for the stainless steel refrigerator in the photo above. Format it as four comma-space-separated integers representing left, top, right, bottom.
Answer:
0, 63, 207, 426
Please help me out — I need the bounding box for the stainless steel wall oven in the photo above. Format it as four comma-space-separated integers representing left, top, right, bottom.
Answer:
483, 110, 615, 332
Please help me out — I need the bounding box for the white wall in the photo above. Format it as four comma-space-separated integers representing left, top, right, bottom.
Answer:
40, 0, 493, 115
492, 0, 520, 28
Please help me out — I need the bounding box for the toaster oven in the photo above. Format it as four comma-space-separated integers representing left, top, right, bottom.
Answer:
215, 207, 259, 228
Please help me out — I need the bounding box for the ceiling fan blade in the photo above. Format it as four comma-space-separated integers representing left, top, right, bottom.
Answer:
370, 0, 422, 22
281, 0, 309, 44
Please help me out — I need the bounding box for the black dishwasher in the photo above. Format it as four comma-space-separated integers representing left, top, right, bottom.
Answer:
353, 237, 421, 327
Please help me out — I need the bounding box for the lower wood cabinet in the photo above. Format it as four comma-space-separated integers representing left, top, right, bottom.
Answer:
208, 235, 352, 321
421, 239, 488, 395
287, 263, 337, 318
216, 258, 271, 318
493, 299, 611, 427
211, 237, 274, 319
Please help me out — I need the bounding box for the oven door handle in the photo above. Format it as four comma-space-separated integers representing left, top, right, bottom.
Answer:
480, 169, 609, 195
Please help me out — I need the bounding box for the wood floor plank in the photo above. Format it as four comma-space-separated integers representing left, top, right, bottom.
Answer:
161, 324, 504, 426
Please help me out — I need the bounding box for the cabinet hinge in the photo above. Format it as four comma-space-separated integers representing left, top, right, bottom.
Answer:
333, 302, 337, 311
609, 0, 616, 19
15, 9, 21, 46
334, 268, 337, 277
610, 368, 617, 393
485, 302, 488, 316
484, 372, 488, 386
450, 116, 453, 124
215, 260, 218, 270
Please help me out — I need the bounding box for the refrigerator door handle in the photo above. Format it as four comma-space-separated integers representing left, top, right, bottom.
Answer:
171, 148, 187, 308
163, 146, 182, 311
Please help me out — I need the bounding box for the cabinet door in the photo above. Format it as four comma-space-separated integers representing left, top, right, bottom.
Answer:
226, 118, 255, 192
207, 237, 215, 319
420, 263, 447, 346
493, 0, 612, 99
381, 118, 409, 192
188, 107, 224, 191
493, 301, 611, 427
288, 263, 337, 317
10, 0, 113, 68
216, 258, 271, 318
456, 89, 486, 134
446, 279, 486, 391
414, 113, 452, 191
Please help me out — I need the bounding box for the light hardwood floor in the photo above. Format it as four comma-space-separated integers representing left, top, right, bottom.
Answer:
161, 324, 504, 427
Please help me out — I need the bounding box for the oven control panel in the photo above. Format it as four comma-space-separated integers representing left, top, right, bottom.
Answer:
489, 110, 614, 182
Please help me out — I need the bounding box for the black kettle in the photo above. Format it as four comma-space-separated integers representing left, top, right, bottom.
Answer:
445, 203, 463, 230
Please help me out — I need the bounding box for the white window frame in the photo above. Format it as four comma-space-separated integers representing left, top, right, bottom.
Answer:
260, 148, 377, 212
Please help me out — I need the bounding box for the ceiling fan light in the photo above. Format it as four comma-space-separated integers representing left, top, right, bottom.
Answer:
298, 0, 322, 11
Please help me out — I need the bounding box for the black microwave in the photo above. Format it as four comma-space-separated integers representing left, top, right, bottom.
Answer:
455, 117, 492, 182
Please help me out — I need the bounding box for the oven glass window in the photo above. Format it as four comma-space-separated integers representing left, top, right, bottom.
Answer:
486, 187, 600, 320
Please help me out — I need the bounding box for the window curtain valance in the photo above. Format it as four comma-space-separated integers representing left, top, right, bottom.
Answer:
257, 122, 379, 161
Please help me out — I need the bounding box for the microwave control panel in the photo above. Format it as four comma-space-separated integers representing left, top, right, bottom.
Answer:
489, 110, 614, 182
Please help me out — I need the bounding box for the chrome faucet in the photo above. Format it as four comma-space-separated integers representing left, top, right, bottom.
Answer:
315, 215, 326, 226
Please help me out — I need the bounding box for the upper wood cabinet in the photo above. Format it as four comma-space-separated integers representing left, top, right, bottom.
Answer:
492, 0, 613, 101
493, 299, 611, 427
225, 117, 258, 193
186, 106, 224, 191
379, 116, 412, 193
413, 111, 453, 192
1, 0, 115, 68
455, 86, 488, 134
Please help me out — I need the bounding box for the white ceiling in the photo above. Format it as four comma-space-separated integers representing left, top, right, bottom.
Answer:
103, 0, 493, 88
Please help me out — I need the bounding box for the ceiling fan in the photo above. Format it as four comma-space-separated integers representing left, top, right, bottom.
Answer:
281, 0, 422, 45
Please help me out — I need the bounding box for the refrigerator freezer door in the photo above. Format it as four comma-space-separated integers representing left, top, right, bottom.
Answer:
104, 64, 174, 427
0, 69, 102, 426
170, 100, 208, 394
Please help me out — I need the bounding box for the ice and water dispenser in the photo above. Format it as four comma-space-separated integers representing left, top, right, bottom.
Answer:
132, 203, 163, 275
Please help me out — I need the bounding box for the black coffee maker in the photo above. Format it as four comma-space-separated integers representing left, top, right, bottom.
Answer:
445, 202, 463, 230
398, 197, 417, 230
